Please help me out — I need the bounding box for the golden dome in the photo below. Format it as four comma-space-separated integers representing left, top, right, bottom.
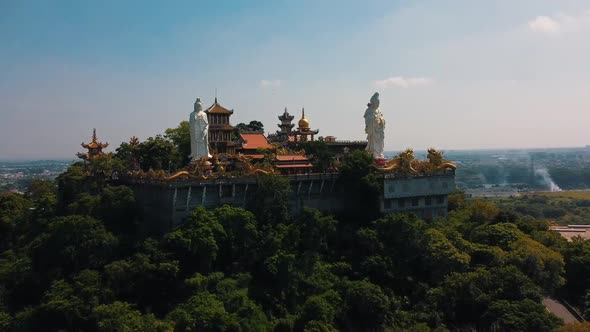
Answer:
298, 108, 309, 128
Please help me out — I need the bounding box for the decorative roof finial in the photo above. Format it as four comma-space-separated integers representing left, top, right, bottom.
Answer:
215, 88, 218, 104
92, 128, 97, 142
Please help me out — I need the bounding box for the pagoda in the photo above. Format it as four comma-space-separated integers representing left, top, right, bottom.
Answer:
77, 128, 108, 160
278, 107, 295, 138
205, 97, 236, 154
292, 108, 319, 142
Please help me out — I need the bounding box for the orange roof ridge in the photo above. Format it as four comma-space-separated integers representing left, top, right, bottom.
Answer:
239, 133, 273, 149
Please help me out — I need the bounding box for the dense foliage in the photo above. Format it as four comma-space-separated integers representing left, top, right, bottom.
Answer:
491, 193, 590, 226
2, 123, 590, 331
4, 166, 590, 331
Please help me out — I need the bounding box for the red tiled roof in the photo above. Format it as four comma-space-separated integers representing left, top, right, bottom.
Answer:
206, 103, 233, 114
82, 141, 108, 149
242, 154, 265, 159
276, 163, 313, 168
276, 155, 309, 161
239, 133, 273, 149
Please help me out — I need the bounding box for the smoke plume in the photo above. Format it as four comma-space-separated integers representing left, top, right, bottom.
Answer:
535, 168, 562, 192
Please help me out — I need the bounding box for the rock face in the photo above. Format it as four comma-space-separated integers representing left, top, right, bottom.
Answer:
189, 97, 212, 159
364, 92, 385, 159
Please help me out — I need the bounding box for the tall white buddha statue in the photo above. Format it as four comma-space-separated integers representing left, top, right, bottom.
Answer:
189, 97, 212, 159
364, 92, 385, 159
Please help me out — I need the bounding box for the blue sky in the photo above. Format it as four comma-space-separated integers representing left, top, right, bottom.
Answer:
1, 0, 589, 159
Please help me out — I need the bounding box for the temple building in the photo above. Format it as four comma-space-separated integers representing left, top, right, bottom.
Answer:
268, 107, 367, 159
275, 154, 313, 174
77, 128, 108, 161
205, 97, 236, 154
277, 107, 295, 140
292, 108, 319, 142
236, 132, 275, 159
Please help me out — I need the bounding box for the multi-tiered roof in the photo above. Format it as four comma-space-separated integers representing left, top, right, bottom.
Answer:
205, 98, 236, 154
77, 128, 108, 160
278, 107, 295, 135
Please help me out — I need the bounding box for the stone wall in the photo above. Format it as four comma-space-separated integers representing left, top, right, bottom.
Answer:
123, 174, 344, 234
124, 171, 456, 234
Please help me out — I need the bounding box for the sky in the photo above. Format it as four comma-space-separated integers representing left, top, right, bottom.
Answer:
1, 0, 589, 159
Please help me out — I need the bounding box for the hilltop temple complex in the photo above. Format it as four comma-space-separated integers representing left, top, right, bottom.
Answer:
81, 93, 456, 231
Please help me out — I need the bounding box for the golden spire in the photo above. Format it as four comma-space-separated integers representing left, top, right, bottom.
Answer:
298, 108, 309, 129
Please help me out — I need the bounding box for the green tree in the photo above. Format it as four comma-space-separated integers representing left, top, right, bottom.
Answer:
164, 207, 225, 274
137, 135, 180, 171
66, 193, 100, 216
470, 223, 525, 250
296, 291, 341, 330
303, 320, 338, 332
297, 208, 337, 255
252, 174, 291, 225
213, 205, 260, 272
420, 229, 470, 281
468, 199, 500, 223
300, 141, 335, 173
341, 280, 390, 331
96, 185, 139, 235
57, 163, 88, 210
0, 312, 11, 331
105, 239, 179, 315
508, 237, 565, 292
484, 299, 562, 332
447, 191, 467, 211
26, 179, 55, 202
34, 270, 107, 330
235, 121, 264, 132
29, 215, 118, 277
248, 120, 264, 132
213, 275, 271, 331
0, 193, 31, 248
432, 266, 544, 328
165, 121, 191, 166
89, 154, 125, 186
114, 137, 141, 169
563, 238, 590, 305
167, 292, 237, 332
93, 301, 173, 332
337, 150, 382, 223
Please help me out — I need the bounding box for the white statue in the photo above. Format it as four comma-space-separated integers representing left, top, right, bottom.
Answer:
189, 97, 212, 159
364, 92, 385, 159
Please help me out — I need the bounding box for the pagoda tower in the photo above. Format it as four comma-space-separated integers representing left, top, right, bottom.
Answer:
278, 107, 295, 135
77, 128, 108, 160
204, 97, 236, 154
293, 108, 319, 142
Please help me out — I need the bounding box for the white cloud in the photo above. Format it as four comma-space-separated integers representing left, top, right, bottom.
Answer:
528, 11, 590, 34
260, 79, 282, 87
373, 76, 434, 88
528, 16, 560, 33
